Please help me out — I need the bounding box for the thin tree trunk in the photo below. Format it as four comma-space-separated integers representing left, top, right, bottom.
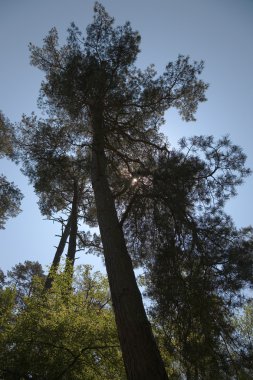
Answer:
44, 217, 71, 290
90, 106, 168, 380
65, 180, 78, 274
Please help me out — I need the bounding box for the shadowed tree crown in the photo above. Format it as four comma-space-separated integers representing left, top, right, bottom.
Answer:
0, 112, 23, 229
21, 3, 244, 380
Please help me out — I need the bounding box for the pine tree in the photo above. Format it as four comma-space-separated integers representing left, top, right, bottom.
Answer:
26, 3, 208, 378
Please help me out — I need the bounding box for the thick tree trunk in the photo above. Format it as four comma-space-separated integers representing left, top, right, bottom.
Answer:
90, 107, 168, 380
44, 217, 71, 290
65, 180, 78, 272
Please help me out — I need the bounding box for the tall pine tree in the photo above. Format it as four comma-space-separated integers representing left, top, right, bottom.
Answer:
26, 3, 209, 378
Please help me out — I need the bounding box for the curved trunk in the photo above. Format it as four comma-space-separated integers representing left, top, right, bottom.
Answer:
44, 217, 71, 290
90, 107, 168, 380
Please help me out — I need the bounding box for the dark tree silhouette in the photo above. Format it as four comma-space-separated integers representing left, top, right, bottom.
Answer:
18, 118, 96, 286
26, 3, 210, 379
0, 112, 23, 229
122, 137, 252, 378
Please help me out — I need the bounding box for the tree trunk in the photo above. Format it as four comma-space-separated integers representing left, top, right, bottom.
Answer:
44, 217, 71, 290
186, 368, 192, 380
65, 180, 78, 273
90, 106, 168, 380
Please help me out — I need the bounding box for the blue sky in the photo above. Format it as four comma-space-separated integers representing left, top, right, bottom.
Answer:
0, 0, 253, 272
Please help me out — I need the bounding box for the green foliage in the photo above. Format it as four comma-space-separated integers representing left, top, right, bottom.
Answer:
6, 260, 45, 302
0, 175, 23, 230
120, 137, 252, 378
8, 3, 252, 378
0, 264, 125, 379
27, 3, 207, 190
0, 112, 23, 229
18, 116, 90, 217
0, 111, 15, 159
233, 301, 253, 378
237, 301, 253, 343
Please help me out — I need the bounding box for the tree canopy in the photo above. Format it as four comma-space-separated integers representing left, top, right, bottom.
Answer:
0, 264, 125, 379
1, 3, 252, 380
0, 111, 23, 229
22, 3, 212, 378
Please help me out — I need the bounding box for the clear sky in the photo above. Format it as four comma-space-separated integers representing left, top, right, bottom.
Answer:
0, 0, 253, 272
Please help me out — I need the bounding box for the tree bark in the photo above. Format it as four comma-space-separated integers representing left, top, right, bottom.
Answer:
44, 217, 71, 290
65, 180, 78, 273
90, 106, 168, 380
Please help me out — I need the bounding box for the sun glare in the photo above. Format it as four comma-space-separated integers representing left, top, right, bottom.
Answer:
131, 177, 138, 185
